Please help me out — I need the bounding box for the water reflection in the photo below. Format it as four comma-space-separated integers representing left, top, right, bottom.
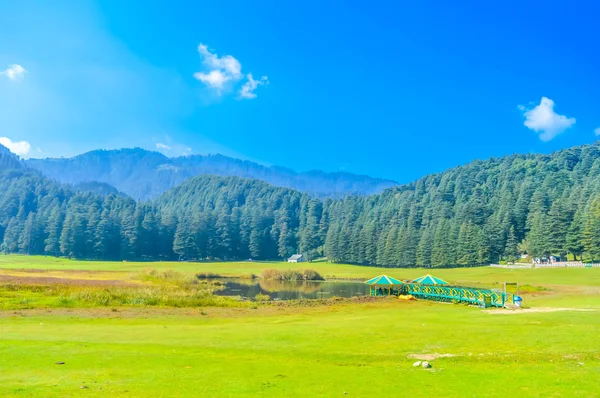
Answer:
215, 279, 370, 300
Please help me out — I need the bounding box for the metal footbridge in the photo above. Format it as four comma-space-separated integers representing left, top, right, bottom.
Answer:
403, 283, 516, 308
366, 274, 518, 308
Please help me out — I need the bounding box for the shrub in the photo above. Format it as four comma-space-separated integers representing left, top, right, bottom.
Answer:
140, 268, 195, 284
260, 268, 324, 281
195, 272, 224, 279
254, 293, 271, 302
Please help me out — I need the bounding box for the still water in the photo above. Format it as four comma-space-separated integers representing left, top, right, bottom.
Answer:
214, 279, 370, 300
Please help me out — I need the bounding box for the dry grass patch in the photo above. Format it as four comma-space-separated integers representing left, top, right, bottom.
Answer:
261, 268, 324, 281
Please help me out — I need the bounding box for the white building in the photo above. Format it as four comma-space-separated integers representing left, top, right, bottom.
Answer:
287, 254, 305, 263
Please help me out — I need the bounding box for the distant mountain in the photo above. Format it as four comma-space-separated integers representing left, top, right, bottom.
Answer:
26, 148, 397, 200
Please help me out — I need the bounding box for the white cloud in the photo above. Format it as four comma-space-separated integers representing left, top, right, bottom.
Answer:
239, 74, 269, 99
193, 70, 230, 89
595, 127, 600, 136
1, 64, 27, 81
153, 136, 193, 156
193, 44, 242, 94
197, 44, 242, 79
520, 97, 576, 141
0, 136, 31, 156
193, 43, 267, 99
156, 142, 171, 151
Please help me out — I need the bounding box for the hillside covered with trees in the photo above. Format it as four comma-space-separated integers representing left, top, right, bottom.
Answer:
26, 148, 397, 200
4, 142, 600, 267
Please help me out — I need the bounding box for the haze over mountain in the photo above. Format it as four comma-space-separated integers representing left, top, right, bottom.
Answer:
26, 148, 397, 201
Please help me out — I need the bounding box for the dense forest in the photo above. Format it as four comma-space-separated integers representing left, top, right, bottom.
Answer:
4, 142, 600, 267
26, 148, 397, 200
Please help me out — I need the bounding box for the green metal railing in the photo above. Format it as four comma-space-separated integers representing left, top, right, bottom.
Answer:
402, 283, 515, 307
367, 283, 516, 307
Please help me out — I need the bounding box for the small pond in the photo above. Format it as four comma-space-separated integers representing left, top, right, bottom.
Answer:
214, 279, 370, 300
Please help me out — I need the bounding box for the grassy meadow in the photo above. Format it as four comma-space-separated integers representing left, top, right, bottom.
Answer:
2, 254, 600, 286
1, 255, 600, 397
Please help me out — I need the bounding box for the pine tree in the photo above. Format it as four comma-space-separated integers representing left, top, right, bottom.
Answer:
361, 222, 377, 265
546, 200, 569, 257
456, 222, 479, 266
528, 212, 551, 258
140, 211, 158, 259
299, 200, 322, 256
60, 212, 87, 258
416, 226, 433, 267
565, 215, 584, 260
19, 212, 41, 255
215, 209, 232, 259
159, 212, 178, 260
120, 209, 137, 259
582, 198, 600, 260
504, 225, 519, 263
484, 216, 505, 263
248, 211, 264, 259
44, 205, 64, 256
277, 221, 293, 259
95, 208, 120, 260
381, 224, 399, 266
324, 222, 341, 262
431, 220, 455, 267
173, 216, 195, 260
2, 218, 21, 253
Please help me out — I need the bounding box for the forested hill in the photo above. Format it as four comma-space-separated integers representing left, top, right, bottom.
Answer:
0, 144, 24, 170
0, 145, 317, 261
5, 142, 600, 267
25, 148, 397, 200
323, 143, 600, 266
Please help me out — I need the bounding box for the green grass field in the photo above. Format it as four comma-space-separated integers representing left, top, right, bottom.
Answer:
2, 254, 600, 286
1, 255, 599, 397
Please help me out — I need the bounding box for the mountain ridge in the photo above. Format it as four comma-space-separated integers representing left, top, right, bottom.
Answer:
26, 147, 398, 200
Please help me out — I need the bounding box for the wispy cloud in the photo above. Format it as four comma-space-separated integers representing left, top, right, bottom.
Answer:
595, 127, 600, 136
0, 136, 31, 156
153, 135, 191, 156
519, 97, 575, 141
156, 142, 171, 151
193, 43, 267, 99
0, 64, 27, 81
239, 74, 269, 99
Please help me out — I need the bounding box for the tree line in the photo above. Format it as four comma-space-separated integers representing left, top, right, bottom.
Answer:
4, 143, 600, 267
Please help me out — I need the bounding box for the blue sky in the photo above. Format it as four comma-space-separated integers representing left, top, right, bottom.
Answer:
1, 0, 599, 182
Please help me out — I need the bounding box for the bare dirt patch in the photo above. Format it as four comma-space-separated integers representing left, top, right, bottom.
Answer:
2, 268, 119, 274
407, 353, 456, 361
484, 307, 597, 314
0, 274, 132, 286
0, 297, 400, 319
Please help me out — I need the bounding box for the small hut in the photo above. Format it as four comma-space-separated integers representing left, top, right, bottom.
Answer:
365, 275, 404, 296
287, 254, 305, 263
411, 274, 448, 285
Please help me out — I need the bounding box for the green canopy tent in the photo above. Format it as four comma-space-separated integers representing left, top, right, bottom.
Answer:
412, 274, 448, 285
365, 275, 404, 296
